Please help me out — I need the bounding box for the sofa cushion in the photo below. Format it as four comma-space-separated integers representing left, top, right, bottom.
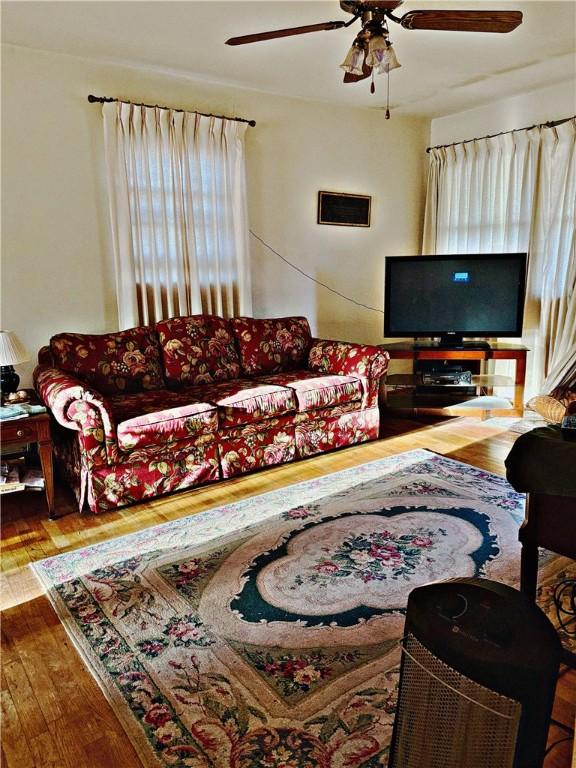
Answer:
218, 419, 296, 479
259, 371, 363, 412
107, 390, 218, 451
183, 379, 296, 428
50, 327, 164, 396
156, 315, 240, 387
230, 316, 312, 376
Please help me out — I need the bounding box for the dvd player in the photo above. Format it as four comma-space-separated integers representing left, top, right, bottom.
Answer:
422, 370, 473, 386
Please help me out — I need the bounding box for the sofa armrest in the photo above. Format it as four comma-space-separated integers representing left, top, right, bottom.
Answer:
34, 365, 118, 467
38, 345, 54, 366
308, 339, 389, 408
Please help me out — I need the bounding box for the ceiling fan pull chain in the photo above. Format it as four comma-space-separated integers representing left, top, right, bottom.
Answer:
370, 70, 375, 94
385, 65, 391, 119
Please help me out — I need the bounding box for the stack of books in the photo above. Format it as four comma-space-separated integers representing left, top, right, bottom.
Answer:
0, 460, 44, 494
0, 403, 46, 421
0, 461, 24, 494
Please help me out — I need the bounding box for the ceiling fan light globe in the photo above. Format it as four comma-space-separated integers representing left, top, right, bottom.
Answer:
340, 44, 365, 75
374, 44, 401, 73
365, 34, 388, 68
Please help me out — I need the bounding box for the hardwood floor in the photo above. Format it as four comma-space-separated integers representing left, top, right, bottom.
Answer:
1, 414, 574, 767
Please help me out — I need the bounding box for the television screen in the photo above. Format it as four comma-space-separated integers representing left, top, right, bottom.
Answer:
384, 254, 527, 344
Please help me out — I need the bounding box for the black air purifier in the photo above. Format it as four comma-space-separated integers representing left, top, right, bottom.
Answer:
388, 578, 561, 768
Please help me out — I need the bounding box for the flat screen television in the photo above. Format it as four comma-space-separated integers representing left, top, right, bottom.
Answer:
384, 253, 527, 349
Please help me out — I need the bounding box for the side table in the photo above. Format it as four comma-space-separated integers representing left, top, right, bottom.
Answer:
1, 413, 56, 519
505, 425, 576, 665
505, 425, 576, 597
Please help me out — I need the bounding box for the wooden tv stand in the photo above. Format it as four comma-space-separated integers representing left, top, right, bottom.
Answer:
380, 341, 528, 411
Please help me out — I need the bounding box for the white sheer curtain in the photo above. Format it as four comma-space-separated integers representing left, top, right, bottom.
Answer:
535, 119, 576, 392
423, 129, 540, 256
103, 101, 252, 329
423, 119, 576, 398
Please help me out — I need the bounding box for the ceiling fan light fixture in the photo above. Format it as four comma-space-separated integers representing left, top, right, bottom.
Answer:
365, 33, 388, 68
339, 41, 365, 75
373, 41, 401, 73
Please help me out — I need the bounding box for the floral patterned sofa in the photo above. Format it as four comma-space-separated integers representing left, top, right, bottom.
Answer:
34, 316, 389, 513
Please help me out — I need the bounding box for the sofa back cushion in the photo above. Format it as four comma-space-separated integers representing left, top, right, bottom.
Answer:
50, 327, 164, 395
156, 315, 241, 387
230, 316, 312, 376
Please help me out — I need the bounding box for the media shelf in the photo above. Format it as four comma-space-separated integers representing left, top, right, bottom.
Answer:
383, 374, 476, 410
380, 342, 528, 413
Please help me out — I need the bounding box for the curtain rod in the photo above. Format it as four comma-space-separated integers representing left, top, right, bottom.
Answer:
426, 114, 574, 153
87, 94, 256, 127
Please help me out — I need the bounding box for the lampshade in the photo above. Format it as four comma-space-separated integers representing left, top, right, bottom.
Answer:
365, 34, 388, 69
0, 331, 30, 366
374, 42, 401, 73
340, 42, 365, 75
364, 34, 401, 75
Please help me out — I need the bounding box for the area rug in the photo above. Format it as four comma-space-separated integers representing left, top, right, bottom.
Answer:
482, 414, 551, 434
32, 449, 573, 768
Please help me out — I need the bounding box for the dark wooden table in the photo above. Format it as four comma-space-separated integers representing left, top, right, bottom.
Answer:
518, 493, 576, 599
505, 426, 576, 596
1, 413, 56, 519
505, 425, 576, 665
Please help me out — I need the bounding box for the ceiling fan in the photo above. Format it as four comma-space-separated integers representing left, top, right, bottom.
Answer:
226, 1, 523, 96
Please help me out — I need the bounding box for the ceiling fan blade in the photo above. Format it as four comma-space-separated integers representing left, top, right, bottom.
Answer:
226, 21, 346, 46
343, 68, 371, 83
343, 57, 372, 83
399, 10, 523, 33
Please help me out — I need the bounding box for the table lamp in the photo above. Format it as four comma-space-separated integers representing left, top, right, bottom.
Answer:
0, 330, 30, 396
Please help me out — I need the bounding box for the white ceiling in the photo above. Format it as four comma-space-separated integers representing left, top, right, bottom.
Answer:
2, 1, 575, 117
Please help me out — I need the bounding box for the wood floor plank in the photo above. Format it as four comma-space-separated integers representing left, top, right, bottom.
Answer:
552, 665, 576, 730
545, 722, 574, 768
28, 730, 65, 768
1, 614, 21, 667
3, 658, 48, 741
46, 714, 93, 767
1, 688, 35, 768
82, 729, 140, 768
2, 603, 65, 725
1, 414, 573, 768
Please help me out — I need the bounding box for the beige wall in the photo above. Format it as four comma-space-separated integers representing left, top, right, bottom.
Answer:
430, 80, 576, 146
1, 44, 429, 386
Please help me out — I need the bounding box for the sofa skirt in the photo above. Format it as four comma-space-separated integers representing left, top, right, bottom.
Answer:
295, 406, 380, 457
217, 406, 380, 478
51, 406, 380, 513
53, 427, 220, 514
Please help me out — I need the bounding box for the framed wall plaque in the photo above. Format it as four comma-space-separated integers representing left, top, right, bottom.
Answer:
317, 191, 371, 227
